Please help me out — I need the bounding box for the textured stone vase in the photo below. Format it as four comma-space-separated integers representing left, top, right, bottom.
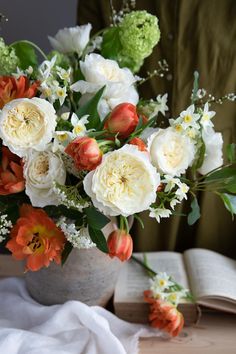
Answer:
25, 247, 122, 306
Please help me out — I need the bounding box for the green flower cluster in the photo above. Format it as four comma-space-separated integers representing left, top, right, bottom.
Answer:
0, 37, 19, 75
47, 50, 70, 69
119, 11, 161, 72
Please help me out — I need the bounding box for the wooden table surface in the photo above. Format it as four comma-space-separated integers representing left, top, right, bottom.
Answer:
1, 255, 236, 354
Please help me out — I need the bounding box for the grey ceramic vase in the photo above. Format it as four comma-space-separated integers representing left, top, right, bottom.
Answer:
25, 247, 122, 306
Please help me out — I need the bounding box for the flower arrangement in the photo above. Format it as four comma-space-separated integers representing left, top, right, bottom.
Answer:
0, 3, 235, 280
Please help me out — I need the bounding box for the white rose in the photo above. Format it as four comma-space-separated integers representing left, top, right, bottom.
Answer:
48, 24, 92, 56
71, 53, 139, 119
84, 145, 160, 217
198, 127, 223, 175
24, 149, 66, 207
0, 98, 57, 157
148, 127, 196, 176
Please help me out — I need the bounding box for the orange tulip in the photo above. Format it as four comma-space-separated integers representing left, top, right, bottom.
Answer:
129, 137, 147, 152
0, 146, 25, 195
65, 136, 102, 171
105, 103, 139, 138
144, 290, 184, 337
6, 205, 66, 271
107, 229, 133, 261
0, 75, 39, 109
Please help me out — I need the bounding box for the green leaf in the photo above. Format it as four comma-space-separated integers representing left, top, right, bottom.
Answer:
61, 241, 73, 266
226, 144, 236, 163
204, 166, 236, 193
187, 197, 201, 225
12, 42, 38, 70
194, 140, 206, 170
56, 119, 73, 132
88, 226, 108, 253
85, 207, 110, 230
220, 193, 236, 216
205, 166, 236, 181
101, 27, 122, 60
76, 86, 105, 130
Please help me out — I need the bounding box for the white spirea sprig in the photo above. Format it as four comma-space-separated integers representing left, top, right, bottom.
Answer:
53, 181, 90, 212
57, 217, 95, 249
0, 214, 12, 242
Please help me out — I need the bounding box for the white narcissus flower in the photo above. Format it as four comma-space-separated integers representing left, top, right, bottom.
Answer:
0, 98, 57, 157
200, 102, 215, 130
179, 104, 200, 130
197, 127, 223, 175
83, 145, 160, 217
48, 24, 92, 56
71, 53, 139, 119
148, 127, 196, 176
24, 148, 66, 207
149, 207, 172, 223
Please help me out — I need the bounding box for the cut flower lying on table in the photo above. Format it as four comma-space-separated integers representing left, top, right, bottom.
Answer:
0, 3, 235, 282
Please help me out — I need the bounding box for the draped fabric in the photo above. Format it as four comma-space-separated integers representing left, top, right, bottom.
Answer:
77, 0, 236, 258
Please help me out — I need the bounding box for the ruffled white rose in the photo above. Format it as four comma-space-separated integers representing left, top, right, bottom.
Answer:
24, 148, 66, 207
71, 53, 139, 119
84, 145, 160, 217
0, 98, 57, 157
148, 127, 196, 176
198, 127, 223, 175
48, 24, 91, 56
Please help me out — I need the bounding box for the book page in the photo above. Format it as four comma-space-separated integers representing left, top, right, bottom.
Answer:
184, 248, 236, 302
114, 252, 189, 303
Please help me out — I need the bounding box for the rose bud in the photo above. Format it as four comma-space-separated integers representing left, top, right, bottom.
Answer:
65, 136, 102, 171
129, 137, 147, 152
107, 229, 133, 261
105, 103, 139, 138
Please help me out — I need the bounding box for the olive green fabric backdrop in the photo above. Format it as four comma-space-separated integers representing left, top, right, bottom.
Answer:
77, 0, 236, 257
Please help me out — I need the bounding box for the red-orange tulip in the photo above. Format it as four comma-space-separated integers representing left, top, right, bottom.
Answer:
65, 136, 102, 171
144, 290, 184, 337
107, 229, 133, 261
0, 76, 39, 109
0, 146, 25, 195
105, 103, 139, 138
129, 137, 147, 152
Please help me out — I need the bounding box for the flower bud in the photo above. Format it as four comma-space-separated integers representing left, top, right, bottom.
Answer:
105, 103, 139, 138
129, 137, 147, 152
107, 229, 133, 261
65, 137, 102, 171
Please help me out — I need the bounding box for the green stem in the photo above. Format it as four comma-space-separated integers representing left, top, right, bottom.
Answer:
131, 255, 157, 277
81, 28, 108, 60
9, 40, 48, 61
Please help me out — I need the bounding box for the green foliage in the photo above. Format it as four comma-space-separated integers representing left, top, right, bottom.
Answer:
226, 143, 236, 163
220, 193, 236, 217
205, 166, 236, 193
12, 41, 38, 70
76, 86, 105, 130
61, 241, 73, 266
101, 27, 122, 60
191, 71, 200, 103
56, 119, 73, 132
85, 207, 109, 230
88, 226, 108, 253
187, 197, 201, 225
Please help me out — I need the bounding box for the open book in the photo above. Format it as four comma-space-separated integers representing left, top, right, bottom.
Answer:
114, 249, 236, 324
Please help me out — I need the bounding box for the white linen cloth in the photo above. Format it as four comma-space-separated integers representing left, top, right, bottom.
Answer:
0, 278, 164, 354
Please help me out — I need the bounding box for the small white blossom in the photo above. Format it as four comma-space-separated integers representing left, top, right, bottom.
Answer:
150, 272, 174, 295
165, 290, 189, 306
179, 105, 200, 130
155, 93, 168, 116
175, 182, 189, 201
56, 66, 72, 83
57, 217, 95, 249
149, 207, 172, 223
200, 102, 215, 130
163, 175, 180, 192
0, 214, 12, 242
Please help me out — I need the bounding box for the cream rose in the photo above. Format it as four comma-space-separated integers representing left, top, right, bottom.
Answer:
48, 24, 92, 56
24, 148, 66, 207
197, 127, 223, 175
71, 53, 139, 119
148, 127, 196, 176
0, 98, 57, 157
83, 145, 160, 217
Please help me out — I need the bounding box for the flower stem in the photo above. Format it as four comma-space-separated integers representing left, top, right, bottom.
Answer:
9, 40, 48, 60
131, 255, 157, 277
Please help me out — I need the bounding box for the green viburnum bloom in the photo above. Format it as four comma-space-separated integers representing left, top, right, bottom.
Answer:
119, 11, 160, 72
47, 50, 70, 69
0, 37, 19, 75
